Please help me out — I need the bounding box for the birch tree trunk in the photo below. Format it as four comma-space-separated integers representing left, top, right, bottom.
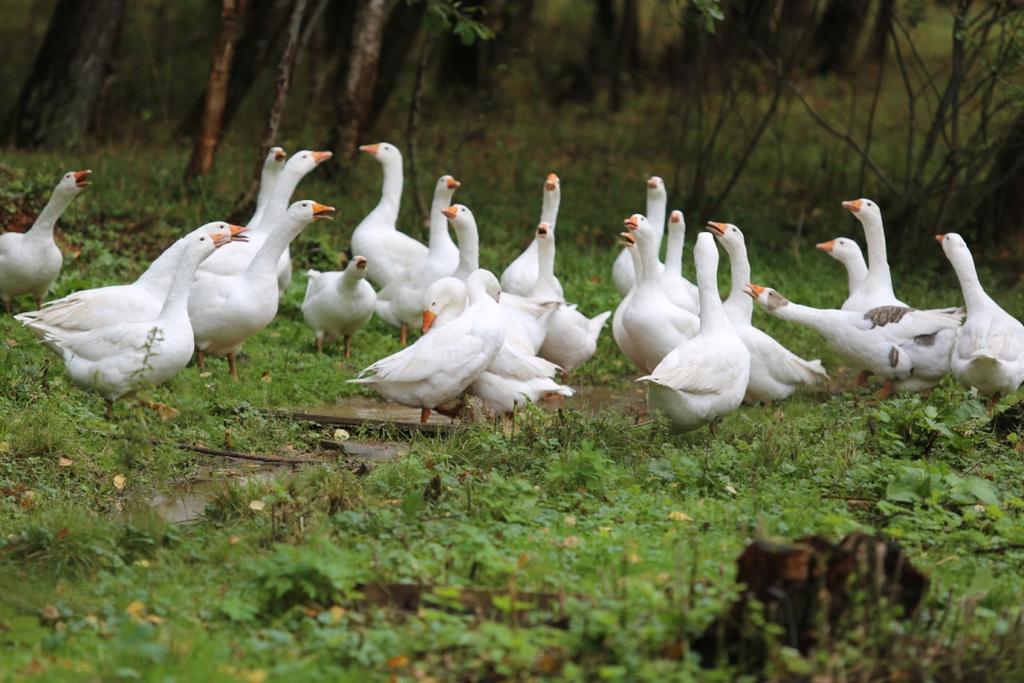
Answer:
185, 0, 245, 181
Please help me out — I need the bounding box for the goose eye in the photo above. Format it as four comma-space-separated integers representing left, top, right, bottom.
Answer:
200, 237, 206, 242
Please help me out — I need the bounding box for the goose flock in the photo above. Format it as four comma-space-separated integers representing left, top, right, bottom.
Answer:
3, 142, 1022, 429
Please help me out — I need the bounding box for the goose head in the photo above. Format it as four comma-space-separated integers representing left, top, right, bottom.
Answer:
467, 269, 501, 303
285, 150, 332, 176
359, 141, 402, 166
57, 170, 91, 195
841, 197, 882, 225
287, 200, 335, 224
545, 173, 560, 192
935, 232, 969, 259
743, 283, 789, 312
266, 146, 287, 166
816, 237, 860, 263
422, 277, 467, 332
436, 175, 461, 201
668, 210, 685, 234
441, 204, 475, 234
536, 221, 551, 239
646, 176, 666, 201
623, 213, 650, 234
347, 255, 369, 277
182, 223, 248, 263
706, 221, 745, 253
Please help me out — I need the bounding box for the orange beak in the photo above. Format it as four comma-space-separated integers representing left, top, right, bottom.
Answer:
422, 310, 437, 333
312, 203, 335, 219
670, 211, 683, 224
842, 199, 862, 213
624, 215, 639, 231
537, 222, 549, 237
745, 283, 766, 298
312, 151, 332, 164
358, 144, 379, 155
934, 234, 945, 242
229, 224, 249, 242
441, 206, 458, 220
816, 240, 835, 253
545, 173, 559, 191
73, 170, 92, 187
618, 231, 636, 246
646, 177, 659, 189
355, 256, 368, 269
446, 177, 461, 190
273, 148, 287, 161
706, 221, 727, 236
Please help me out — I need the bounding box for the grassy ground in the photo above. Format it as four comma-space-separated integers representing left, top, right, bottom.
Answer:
2, 95, 1024, 681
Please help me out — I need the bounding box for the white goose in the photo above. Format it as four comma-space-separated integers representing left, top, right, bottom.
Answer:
247, 147, 287, 243
660, 210, 700, 314
197, 150, 331, 294
938, 233, 1024, 405
350, 142, 428, 287
611, 231, 649, 371
423, 275, 573, 414
500, 173, 561, 296
639, 232, 750, 432
840, 198, 909, 310
302, 255, 376, 357
612, 176, 666, 296
44, 224, 246, 418
374, 175, 461, 344
620, 213, 699, 373
816, 237, 867, 305
745, 284, 961, 398
442, 203, 554, 354
189, 201, 334, 379
16, 221, 247, 336
1, 170, 90, 312
530, 222, 610, 373
707, 221, 827, 402
350, 269, 505, 422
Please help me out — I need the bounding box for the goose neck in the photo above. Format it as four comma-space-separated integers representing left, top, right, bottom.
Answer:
540, 190, 560, 228
664, 228, 684, 278
248, 216, 303, 276
695, 256, 730, 334
28, 189, 75, 240
861, 214, 894, 291
428, 191, 454, 250
723, 243, 753, 323
455, 223, 479, 279
949, 248, 991, 312
136, 239, 185, 294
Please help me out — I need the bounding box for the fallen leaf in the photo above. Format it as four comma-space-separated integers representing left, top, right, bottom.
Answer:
388, 655, 409, 669
248, 500, 266, 512
199, 371, 212, 378
562, 535, 580, 549
139, 400, 179, 421
627, 552, 641, 564
668, 511, 692, 522
113, 474, 127, 490
245, 670, 267, 683
260, 371, 271, 383
5, 338, 17, 348
41, 605, 60, 621
228, 535, 241, 545
145, 614, 163, 624
58, 457, 73, 468
125, 601, 146, 620
327, 605, 345, 625
0, 442, 10, 454
333, 429, 350, 441
563, 515, 577, 527
725, 483, 738, 495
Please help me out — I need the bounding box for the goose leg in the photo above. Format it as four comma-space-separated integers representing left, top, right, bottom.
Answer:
105, 399, 114, 420
228, 353, 239, 381
344, 335, 351, 359
856, 370, 872, 387
987, 393, 1002, 414
34, 295, 44, 309
400, 323, 408, 347
315, 335, 324, 354
2, 299, 10, 315
420, 407, 431, 424
708, 420, 720, 436
876, 379, 894, 401
197, 351, 206, 370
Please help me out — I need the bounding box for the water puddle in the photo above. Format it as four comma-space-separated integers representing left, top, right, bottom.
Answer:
150, 468, 274, 524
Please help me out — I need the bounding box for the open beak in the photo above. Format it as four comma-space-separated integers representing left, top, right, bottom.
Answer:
358, 144, 379, 155
744, 283, 766, 299
545, 173, 559, 191
422, 310, 437, 333
537, 222, 549, 237
618, 231, 636, 246
312, 203, 335, 220
73, 170, 92, 187
934, 234, 945, 242
842, 199, 862, 213
312, 151, 332, 165
816, 240, 835, 253
446, 177, 461, 190
646, 177, 659, 189
706, 221, 727, 236
273, 148, 287, 161
670, 211, 683, 224
623, 215, 639, 231
229, 224, 249, 242
355, 256, 368, 269
441, 206, 458, 220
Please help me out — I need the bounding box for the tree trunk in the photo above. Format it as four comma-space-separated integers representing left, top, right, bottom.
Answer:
368, 0, 428, 128
609, 0, 639, 111
868, 0, 894, 62
979, 112, 1024, 249
185, 0, 246, 181
179, 0, 294, 137
3, 0, 126, 149
332, 0, 388, 160
231, 0, 307, 219
813, 0, 869, 74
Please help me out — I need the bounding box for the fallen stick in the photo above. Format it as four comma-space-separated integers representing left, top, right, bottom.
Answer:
277, 409, 454, 435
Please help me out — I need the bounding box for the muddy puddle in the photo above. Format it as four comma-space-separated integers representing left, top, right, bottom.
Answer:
150, 468, 274, 524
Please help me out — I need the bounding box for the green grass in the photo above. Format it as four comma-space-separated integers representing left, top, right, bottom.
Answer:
2, 97, 1024, 680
